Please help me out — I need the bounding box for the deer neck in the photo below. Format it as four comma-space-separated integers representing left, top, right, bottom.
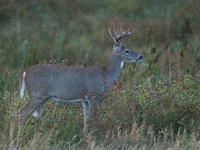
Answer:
103, 52, 123, 85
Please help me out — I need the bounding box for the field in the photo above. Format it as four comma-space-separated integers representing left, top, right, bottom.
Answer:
0, 1, 200, 149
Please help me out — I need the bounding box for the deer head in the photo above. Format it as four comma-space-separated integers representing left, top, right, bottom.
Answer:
107, 22, 143, 63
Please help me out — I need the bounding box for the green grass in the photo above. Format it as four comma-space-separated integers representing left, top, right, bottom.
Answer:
1, 0, 200, 149
0, 69, 200, 149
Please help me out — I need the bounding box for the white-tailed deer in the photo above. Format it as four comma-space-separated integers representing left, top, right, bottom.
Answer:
18, 23, 143, 132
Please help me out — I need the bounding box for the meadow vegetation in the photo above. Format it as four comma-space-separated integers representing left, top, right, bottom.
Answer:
0, 0, 200, 149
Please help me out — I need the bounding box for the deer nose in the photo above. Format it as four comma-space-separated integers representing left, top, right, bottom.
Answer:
136, 55, 143, 62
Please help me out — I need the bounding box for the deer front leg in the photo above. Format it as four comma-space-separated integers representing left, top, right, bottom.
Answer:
82, 95, 91, 134
92, 99, 100, 131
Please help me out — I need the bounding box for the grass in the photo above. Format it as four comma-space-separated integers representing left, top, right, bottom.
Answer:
1, 1, 200, 149
0, 69, 199, 149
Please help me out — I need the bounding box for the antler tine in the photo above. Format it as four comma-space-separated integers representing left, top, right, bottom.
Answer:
107, 26, 117, 43
119, 28, 135, 40
108, 22, 134, 43
117, 23, 134, 41
111, 22, 119, 38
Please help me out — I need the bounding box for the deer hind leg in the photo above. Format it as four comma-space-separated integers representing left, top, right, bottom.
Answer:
82, 95, 91, 134
18, 100, 39, 122
33, 101, 48, 118
18, 96, 47, 122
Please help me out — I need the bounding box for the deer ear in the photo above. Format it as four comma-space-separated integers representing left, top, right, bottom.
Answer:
115, 47, 120, 52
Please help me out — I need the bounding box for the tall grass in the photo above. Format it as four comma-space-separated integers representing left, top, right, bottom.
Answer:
1, 0, 200, 149
0, 69, 199, 149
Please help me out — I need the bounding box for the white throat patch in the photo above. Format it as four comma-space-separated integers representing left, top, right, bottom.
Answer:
120, 61, 124, 69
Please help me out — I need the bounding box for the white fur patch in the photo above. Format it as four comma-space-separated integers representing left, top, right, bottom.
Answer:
51, 97, 87, 103
21, 72, 26, 99
85, 95, 90, 109
33, 111, 38, 117
121, 61, 124, 69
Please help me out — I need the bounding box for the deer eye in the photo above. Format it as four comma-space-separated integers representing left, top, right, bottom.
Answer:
125, 50, 130, 54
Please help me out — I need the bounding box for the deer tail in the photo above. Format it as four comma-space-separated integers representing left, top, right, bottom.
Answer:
20, 72, 26, 99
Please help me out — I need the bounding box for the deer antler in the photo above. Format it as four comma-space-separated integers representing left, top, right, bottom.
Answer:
107, 22, 134, 43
